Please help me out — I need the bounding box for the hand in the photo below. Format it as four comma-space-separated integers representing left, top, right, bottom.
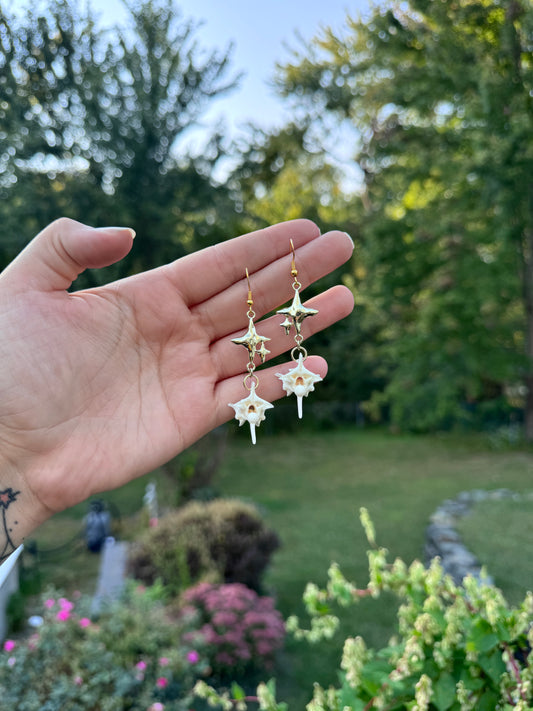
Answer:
0, 218, 353, 549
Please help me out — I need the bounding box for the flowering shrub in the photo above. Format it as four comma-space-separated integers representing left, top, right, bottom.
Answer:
195, 509, 533, 710
0, 585, 208, 711
181, 582, 285, 677
128, 499, 280, 595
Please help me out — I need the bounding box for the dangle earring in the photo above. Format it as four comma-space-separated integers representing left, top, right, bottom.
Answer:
276, 240, 323, 419
228, 269, 274, 444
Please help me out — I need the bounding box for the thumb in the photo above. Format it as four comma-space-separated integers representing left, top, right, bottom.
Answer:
2, 218, 136, 292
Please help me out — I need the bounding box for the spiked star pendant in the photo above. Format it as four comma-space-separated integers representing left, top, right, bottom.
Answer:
228, 384, 274, 444
280, 316, 293, 335
231, 317, 271, 364
276, 354, 323, 419
277, 290, 318, 336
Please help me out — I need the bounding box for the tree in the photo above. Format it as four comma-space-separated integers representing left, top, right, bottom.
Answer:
275, 0, 533, 433
230, 123, 385, 414
0, 0, 239, 280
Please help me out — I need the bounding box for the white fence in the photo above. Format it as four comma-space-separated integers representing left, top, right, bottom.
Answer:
0, 547, 22, 643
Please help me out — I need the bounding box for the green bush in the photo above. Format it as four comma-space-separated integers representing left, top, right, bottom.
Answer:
162, 428, 227, 504
128, 499, 280, 595
6, 590, 26, 633
0, 585, 208, 711
196, 509, 533, 710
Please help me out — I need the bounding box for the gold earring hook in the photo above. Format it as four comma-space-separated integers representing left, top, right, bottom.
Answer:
245, 268, 253, 307
290, 239, 298, 278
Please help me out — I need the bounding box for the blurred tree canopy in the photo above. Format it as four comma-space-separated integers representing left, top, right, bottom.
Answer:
274, 0, 533, 434
229, 123, 378, 410
3, 0, 533, 434
0, 0, 240, 282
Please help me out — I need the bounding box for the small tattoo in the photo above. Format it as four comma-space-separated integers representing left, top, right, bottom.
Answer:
0, 488, 20, 562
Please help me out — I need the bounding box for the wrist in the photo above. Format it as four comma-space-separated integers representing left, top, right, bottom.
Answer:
0, 466, 52, 562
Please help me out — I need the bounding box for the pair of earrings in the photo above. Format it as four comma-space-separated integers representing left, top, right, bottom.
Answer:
229, 240, 323, 444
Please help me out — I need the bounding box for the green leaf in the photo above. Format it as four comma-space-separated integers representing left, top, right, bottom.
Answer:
339, 683, 366, 711
231, 682, 245, 701
432, 672, 457, 711
466, 619, 499, 653
458, 667, 485, 692
476, 689, 500, 711
477, 651, 506, 686
495, 619, 512, 643
359, 659, 394, 695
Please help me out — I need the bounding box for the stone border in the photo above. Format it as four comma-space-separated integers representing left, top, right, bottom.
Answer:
424, 488, 524, 586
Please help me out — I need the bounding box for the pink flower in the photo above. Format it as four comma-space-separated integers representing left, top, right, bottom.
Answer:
148, 704, 165, 711
74, 675, 83, 686
149, 517, 159, 527
159, 656, 170, 666
79, 618, 91, 628
44, 598, 55, 609
56, 609, 71, 622
59, 598, 74, 612
156, 677, 168, 688
256, 640, 274, 656
186, 650, 199, 664
135, 661, 147, 671
212, 611, 237, 627
3, 640, 15, 653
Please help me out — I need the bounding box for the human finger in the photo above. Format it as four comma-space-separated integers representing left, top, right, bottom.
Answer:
1, 218, 136, 292
166, 218, 321, 305
210, 285, 354, 381
193, 230, 354, 340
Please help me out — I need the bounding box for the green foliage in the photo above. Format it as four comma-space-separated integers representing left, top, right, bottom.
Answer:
6, 590, 26, 633
0, 585, 208, 710
230, 122, 370, 410
0, 0, 239, 280
161, 428, 227, 504
195, 509, 533, 710
274, 0, 533, 432
218, 428, 533, 707
231, 122, 355, 230
127, 499, 280, 595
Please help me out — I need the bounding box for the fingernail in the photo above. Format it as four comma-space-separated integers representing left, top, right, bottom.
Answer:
343, 232, 354, 249
96, 226, 136, 239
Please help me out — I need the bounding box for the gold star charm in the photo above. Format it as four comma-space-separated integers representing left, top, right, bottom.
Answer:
280, 316, 293, 335
276, 354, 323, 419
229, 384, 274, 444
277, 290, 318, 336
231, 318, 271, 364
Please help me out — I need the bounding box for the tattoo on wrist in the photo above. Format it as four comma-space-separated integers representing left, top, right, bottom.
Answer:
0, 488, 20, 562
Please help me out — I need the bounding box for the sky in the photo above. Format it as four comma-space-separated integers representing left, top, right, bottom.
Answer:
81, 0, 370, 143
10, 0, 371, 183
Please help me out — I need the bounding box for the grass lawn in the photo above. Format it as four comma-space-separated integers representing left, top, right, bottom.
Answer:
21, 467, 177, 598
456, 495, 533, 606
216, 427, 533, 708
22, 427, 533, 708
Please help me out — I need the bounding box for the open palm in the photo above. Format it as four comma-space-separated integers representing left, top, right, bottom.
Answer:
0, 218, 353, 528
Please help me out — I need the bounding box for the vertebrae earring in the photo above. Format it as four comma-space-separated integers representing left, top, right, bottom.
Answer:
276, 240, 323, 418
228, 269, 274, 444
